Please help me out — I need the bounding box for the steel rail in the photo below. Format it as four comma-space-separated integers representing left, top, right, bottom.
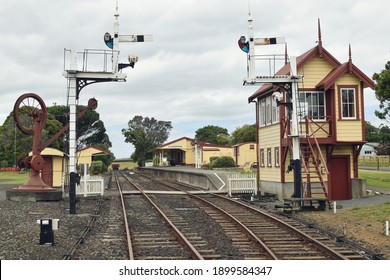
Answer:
191, 194, 278, 259
63, 199, 102, 260
145, 177, 347, 260
150, 178, 278, 259
113, 171, 134, 260
212, 193, 347, 260
119, 171, 204, 260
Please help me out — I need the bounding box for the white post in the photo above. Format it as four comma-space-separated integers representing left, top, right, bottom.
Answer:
83, 163, 87, 197
195, 142, 199, 168
68, 51, 78, 174
385, 221, 389, 236
333, 201, 337, 214
247, 9, 255, 81
290, 56, 300, 161
112, 1, 120, 73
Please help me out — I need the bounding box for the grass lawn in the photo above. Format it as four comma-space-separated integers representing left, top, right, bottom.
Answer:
348, 202, 390, 223
359, 169, 390, 190
0, 171, 28, 185
0, 161, 138, 186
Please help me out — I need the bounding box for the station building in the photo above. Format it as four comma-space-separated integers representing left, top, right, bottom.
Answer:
77, 146, 110, 168
233, 142, 257, 167
154, 137, 235, 166
248, 22, 374, 200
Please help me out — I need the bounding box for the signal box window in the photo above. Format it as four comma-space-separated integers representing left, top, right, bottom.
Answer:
341, 88, 356, 119
298, 91, 325, 120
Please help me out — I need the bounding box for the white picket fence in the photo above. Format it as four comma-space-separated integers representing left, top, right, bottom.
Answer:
76, 175, 104, 197
228, 173, 257, 196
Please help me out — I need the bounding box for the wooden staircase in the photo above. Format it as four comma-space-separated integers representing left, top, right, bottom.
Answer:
300, 118, 330, 199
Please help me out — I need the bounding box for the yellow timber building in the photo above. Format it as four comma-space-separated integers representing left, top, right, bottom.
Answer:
248, 22, 374, 200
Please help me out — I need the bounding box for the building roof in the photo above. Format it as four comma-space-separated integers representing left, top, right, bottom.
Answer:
156, 137, 193, 150
316, 46, 375, 90
29, 147, 67, 157
156, 136, 232, 150
77, 146, 110, 155
248, 20, 373, 102
363, 142, 379, 148
233, 141, 257, 147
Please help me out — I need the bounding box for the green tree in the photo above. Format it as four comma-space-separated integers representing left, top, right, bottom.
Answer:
231, 124, 256, 145
0, 111, 64, 166
375, 143, 390, 155
0, 103, 112, 167
379, 125, 390, 143
368, 124, 390, 155
122, 116, 172, 166
42, 114, 65, 151
48, 105, 112, 149
93, 152, 115, 172
364, 121, 381, 142
195, 125, 230, 145
373, 61, 390, 121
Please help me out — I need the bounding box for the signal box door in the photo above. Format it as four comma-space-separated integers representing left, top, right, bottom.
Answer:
328, 156, 351, 200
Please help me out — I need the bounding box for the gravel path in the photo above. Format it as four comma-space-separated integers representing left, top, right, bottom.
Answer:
1, 181, 388, 260
0, 195, 99, 260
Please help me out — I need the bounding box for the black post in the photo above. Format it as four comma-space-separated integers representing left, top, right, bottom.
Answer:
293, 159, 302, 199
69, 172, 76, 214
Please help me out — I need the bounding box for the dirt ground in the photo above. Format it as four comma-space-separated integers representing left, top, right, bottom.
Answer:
296, 207, 390, 259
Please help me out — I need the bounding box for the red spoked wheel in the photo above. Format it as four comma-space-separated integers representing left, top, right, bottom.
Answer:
13, 93, 47, 135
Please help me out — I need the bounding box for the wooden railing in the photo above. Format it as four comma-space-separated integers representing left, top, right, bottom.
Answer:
305, 116, 333, 138
281, 115, 333, 141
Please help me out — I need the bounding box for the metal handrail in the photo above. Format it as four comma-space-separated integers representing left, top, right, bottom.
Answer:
63, 48, 119, 73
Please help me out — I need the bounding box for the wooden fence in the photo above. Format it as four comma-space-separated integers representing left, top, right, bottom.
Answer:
359, 156, 390, 164
76, 175, 104, 197
228, 173, 257, 196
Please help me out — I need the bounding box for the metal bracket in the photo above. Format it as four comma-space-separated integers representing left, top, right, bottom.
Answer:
76, 78, 113, 99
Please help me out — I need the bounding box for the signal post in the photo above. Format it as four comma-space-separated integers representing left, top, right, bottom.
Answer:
239, 9, 303, 199
63, 2, 152, 213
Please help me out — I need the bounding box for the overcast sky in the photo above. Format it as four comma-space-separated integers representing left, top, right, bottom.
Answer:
1, 0, 389, 158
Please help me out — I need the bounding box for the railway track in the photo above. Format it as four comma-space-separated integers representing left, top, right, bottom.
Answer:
118, 170, 366, 260
64, 170, 373, 260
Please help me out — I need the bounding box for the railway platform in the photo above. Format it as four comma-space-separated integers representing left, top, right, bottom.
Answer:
135, 166, 390, 210
138, 166, 232, 192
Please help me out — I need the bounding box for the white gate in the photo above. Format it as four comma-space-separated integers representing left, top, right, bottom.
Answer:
228, 173, 257, 196
77, 175, 104, 197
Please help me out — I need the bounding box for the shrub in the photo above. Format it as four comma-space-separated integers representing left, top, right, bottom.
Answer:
209, 157, 219, 163
201, 163, 212, 169
210, 156, 236, 168
90, 161, 103, 175
153, 156, 160, 166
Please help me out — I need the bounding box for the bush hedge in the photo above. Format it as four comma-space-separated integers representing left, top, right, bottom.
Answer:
91, 161, 103, 175
209, 156, 236, 168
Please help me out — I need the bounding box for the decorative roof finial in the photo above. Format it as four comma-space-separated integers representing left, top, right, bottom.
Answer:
318, 18, 323, 57
285, 43, 288, 65
348, 44, 353, 74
